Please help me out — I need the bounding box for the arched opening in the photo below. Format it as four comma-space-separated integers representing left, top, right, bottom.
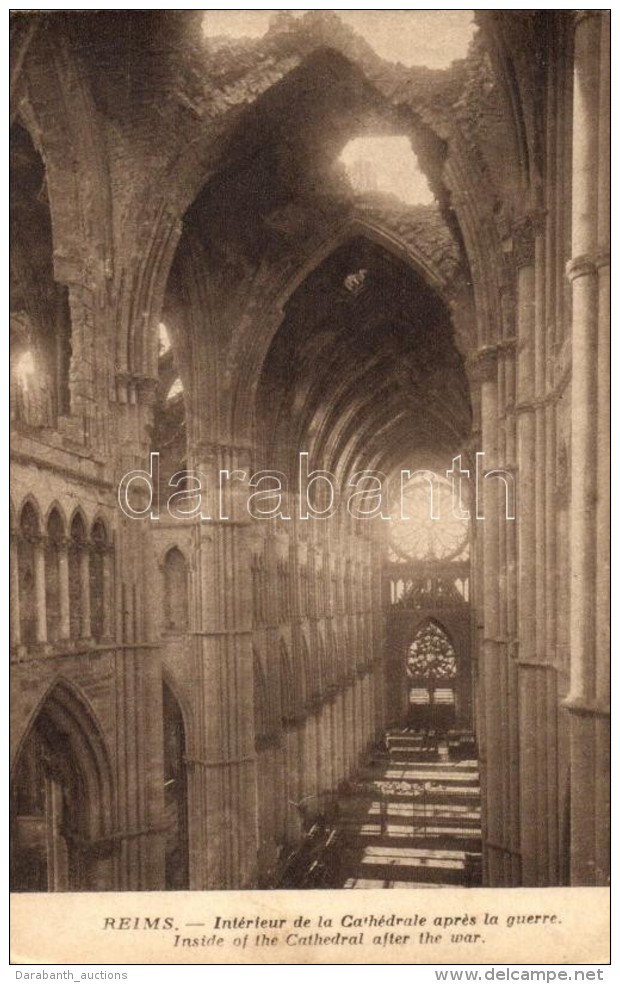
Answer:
10, 682, 113, 892
163, 547, 189, 633
8, 8, 612, 899
69, 513, 87, 640
10, 121, 71, 427
18, 502, 40, 645
256, 235, 470, 482
45, 509, 64, 643
405, 621, 458, 732
162, 681, 189, 890
89, 520, 107, 642
151, 322, 188, 510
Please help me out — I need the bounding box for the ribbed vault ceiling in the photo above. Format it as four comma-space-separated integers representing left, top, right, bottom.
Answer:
257, 236, 471, 484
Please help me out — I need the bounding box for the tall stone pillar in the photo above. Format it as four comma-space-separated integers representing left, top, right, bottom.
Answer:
510, 219, 546, 886
594, 12, 611, 887
191, 443, 258, 888
101, 548, 113, 639
58, 539, 71, 641
343, 684, 354, 775
302, 711, 318, 808
333, 691, 345, 784
274, 738, 286, 843
500, 333, 521, 886
566, 9, 610, 886
477, 350, 503, 885
285, 725, 301, 840
34, 538, 47, 644
323, 698, 334, 792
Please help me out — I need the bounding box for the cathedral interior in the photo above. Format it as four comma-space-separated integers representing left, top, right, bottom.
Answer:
9, 10, 609, 892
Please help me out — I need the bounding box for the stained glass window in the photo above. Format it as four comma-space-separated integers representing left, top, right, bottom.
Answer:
406, 621, 457, 680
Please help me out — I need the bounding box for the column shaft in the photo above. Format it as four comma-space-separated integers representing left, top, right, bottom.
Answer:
34, 541, 47, 644
58, 544, 70, 640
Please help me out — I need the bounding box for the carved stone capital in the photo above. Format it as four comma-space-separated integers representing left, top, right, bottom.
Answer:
573, 9, 602, 30
512, 217, 536, 269
468, 346, 499, 384
566, 253, 598, 283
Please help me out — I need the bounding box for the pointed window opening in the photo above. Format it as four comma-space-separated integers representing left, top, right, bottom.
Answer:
45, 510, 64, 643
69, 514, 87, 641
18, 503, 40, 645
90, 521, 108, 642
163, 547, 189, 633
11, 122, 72, 426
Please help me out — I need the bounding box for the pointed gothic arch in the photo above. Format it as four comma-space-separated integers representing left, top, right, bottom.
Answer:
68, 510, 87, 640
163, 546, 189, 633
45, 507, 65, 643
10, 678, 114, 891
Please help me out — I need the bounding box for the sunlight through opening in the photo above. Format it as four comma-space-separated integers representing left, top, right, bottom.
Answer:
339, 137, 434, 206
166, 378, 184, 402
201, 11, 475, 69
158, 322, 172, 356
14, 351, 35, 390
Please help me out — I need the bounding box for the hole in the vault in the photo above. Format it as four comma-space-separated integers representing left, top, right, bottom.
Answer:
202, 11, 275, 41
339, 136, 435, 206
201, 11, 475, 69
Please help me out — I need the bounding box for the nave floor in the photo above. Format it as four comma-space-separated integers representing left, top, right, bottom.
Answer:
279, 729, 482, 890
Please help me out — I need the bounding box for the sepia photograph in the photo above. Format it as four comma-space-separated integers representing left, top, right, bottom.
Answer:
9, 7, 610, 966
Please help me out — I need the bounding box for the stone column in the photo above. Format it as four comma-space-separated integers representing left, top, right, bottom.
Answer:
333, 691, 344, 785
506, 353, 521, 887
34, 537, 47, 644
101, 548, 113, 639
323, 698, 334, 792
58, 539, 71, 640
191, 442, 258, 888
477, 349, 503, 886
343, 684, 354, 775
594, 11, 611, 887
303, 711, 318, 809
274, 737, 286, 843
285, 725, 301, 840
362, 672, 372, 750
565, 9, 610, 886
353, 674, 363, 763
543, 50, 562, 891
